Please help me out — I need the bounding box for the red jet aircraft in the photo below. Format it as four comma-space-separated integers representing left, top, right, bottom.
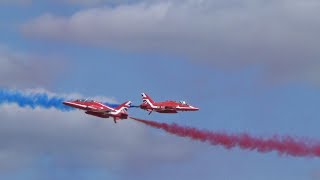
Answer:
139, 93, 199, 115
63, 99, 131, 123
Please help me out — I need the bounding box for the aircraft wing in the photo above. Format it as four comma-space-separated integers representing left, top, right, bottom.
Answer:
88, 109, 112, 113
86, 106, 114, 113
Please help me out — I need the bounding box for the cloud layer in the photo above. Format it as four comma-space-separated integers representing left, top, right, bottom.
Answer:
0, 45, 62, 88
0, 103, 194, 177
21, 0, 320, 84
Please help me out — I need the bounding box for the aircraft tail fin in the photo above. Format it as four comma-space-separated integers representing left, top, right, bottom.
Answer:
115, 101, 131, 113
141, 93, 155, 105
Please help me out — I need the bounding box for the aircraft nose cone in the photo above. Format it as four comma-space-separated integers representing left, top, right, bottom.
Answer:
63, 101, 71, 106
190, 106, 199, 111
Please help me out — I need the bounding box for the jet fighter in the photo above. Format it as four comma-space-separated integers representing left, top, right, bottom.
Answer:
63, 99, 131, 123
139, 93, 199, 115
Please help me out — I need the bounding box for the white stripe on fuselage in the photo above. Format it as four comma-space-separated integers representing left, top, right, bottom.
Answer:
110, 106, 128, 115
67, 102, 117, 113
95, 102, 115, 111
66, 102, 88, 108
143, 99, 158, 108
144, 99, 195, 110
176, 106, 193, 109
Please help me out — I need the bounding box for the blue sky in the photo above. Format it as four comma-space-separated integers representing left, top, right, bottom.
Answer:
1, 0, 320, 180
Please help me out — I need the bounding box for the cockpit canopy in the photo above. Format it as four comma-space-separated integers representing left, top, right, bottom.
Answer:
75, 99, 95, 102
179, 100, 188, 105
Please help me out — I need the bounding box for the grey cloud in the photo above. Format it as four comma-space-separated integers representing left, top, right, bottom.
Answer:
21, 0, 320, 84
0, 104, 195, 176
57, 0, 167, 6
0, 45, 64, 88
64, 0, 132, 5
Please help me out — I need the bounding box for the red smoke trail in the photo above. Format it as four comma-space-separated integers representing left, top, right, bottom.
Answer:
131, 117, 320, 157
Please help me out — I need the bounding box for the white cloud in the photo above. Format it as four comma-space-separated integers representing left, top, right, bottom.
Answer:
21, 0, 320, 84
0, 103, 194, 175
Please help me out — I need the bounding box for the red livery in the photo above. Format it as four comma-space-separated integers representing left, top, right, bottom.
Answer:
139, 93, 199, 115
63, 99, 131, 123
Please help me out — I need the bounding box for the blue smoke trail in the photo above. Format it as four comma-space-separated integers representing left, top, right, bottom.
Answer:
0, 89, 119, 111
0, 89, 72, 111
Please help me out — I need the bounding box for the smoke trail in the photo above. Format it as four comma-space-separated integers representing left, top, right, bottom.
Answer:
131, 117, 320, 157
0, 89, 119, 111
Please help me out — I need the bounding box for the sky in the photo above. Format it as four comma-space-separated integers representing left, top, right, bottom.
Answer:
1, 0, 320, 179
